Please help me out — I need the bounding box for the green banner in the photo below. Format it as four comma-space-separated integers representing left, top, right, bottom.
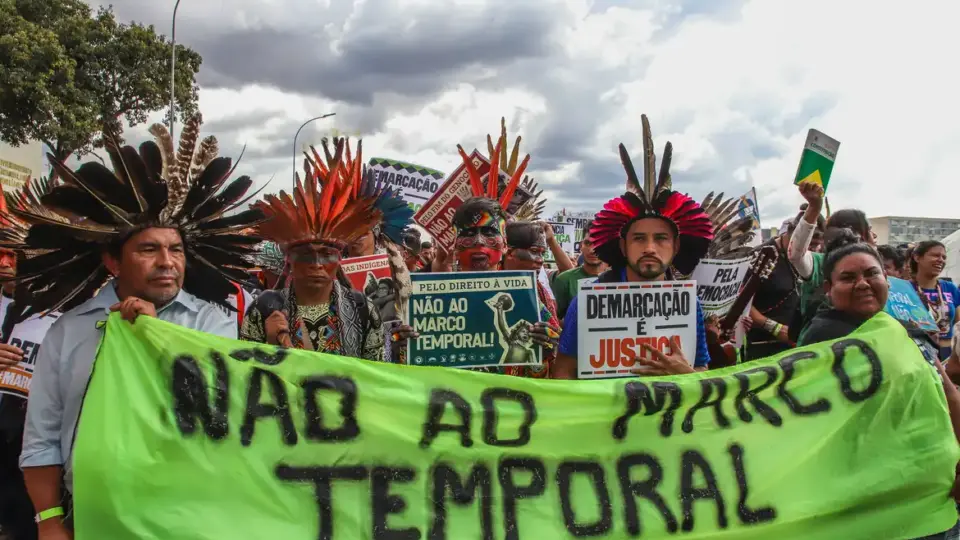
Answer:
73, 313, 959, 539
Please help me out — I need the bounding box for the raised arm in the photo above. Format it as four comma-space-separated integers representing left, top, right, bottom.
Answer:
787, 182, 824, 279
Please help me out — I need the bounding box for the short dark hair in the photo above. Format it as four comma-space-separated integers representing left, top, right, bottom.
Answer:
822, 228, 882, 282
788, 209, 825, 233
452, 197, 506, 230
505, 221, 542, 249
877, 244, 904, 270
910, 240, 946, 275
401, 228, 422, 254
826, 209, 871, 242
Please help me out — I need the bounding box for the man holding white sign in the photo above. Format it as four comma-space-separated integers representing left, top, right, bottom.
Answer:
555, 118, 713, 379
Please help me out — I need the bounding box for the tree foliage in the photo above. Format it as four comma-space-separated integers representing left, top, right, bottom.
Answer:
0, 0, 203, 162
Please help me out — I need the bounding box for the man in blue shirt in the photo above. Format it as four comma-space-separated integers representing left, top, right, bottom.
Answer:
554, 126, 716, 379
555, 219, 712, 377
5, 119, 263, 538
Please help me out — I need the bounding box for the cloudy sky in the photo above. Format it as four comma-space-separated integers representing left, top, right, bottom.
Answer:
91, 0, 960, 227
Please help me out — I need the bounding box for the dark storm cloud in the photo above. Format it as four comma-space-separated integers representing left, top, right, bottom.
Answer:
111, 1, 562, 105
92, 0, 811, 223
202, 110, 279, 135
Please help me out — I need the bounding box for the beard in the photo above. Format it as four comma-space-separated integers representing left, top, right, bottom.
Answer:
629, 256, 667, 279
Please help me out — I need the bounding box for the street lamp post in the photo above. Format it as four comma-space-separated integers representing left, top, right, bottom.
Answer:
170, 0, 183, 138
292, 113, 336, 187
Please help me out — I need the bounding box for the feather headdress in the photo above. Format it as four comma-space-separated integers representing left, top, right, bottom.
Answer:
254, 138, 383, 251
456, 118, 533, 217
4, 114, 264, 321
700, 191, 757, 259
590, 114, 714, 275
303, 137, 416, 319
305, 137, 414, 246
0, 177, 62, 247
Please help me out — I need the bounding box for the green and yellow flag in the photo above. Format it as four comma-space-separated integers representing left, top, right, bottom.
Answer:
73, 313, 959, 539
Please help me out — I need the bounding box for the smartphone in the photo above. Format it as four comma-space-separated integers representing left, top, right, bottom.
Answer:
794, 129, 840, 191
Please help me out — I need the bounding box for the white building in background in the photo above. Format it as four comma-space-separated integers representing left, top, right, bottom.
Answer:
868, 216, 960, 246
0, 139, 44, 190
943, 229, 960, 284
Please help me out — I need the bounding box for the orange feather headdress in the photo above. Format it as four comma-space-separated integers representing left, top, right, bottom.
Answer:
455, 121, 532, 212
254, 139, 383, 251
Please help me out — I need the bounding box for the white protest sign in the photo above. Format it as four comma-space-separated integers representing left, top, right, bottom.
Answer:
368, 157, 445, 214
692, 257, 751, 318
576, 280, 697, 379
560, 216, 591, 254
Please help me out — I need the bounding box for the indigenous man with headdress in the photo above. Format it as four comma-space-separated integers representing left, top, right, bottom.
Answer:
555, 115, 714, 379
6, 115, 263, 536
241, 141, 398, 361
302, 138, 417, 325
450, 121, 562, 377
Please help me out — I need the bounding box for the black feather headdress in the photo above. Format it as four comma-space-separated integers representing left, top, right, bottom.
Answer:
5, 115, 264, 320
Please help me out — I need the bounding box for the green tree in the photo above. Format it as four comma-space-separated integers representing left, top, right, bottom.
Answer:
0, 0, 203, 163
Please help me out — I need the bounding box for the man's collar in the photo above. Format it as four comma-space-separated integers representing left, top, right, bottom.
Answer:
75, 281, 200, 315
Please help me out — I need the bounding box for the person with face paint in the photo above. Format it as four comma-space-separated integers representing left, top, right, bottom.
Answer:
555, 115, 715, 379
449, 120, 561, 377
242, 140, 399, 361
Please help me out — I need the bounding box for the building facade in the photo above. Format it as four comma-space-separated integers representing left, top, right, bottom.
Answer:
0, 139, 44, 190
869, 216, 960, 245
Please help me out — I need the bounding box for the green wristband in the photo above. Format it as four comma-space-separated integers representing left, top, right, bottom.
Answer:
34, 506, 64, 524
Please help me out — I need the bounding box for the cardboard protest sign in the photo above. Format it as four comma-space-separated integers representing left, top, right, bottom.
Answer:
886, 277, 939, 334
0, 313, 58, 399
74, 313, 960, 539
576, 280, 697, 379
413, 150, 488, 252
407, 271, 542, 368
794, 129, 840, 191
367, 157, 445, 213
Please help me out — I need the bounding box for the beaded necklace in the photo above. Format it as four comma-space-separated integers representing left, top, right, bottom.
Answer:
912, 279, 949, 333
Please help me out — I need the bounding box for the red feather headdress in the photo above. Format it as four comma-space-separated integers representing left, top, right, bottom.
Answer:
254, 139, 382, 251
590, 115, 714, 275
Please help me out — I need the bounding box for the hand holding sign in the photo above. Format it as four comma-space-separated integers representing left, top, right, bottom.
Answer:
798, 181, 824, 211
431, 246, 453, 273
632, 336, 695, 376
110, 297, 158, 323
530, 321, 560, 351
0, 343, 23, 368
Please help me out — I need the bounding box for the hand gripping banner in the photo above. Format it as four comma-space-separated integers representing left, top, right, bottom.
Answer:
72, 312, 959, 539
